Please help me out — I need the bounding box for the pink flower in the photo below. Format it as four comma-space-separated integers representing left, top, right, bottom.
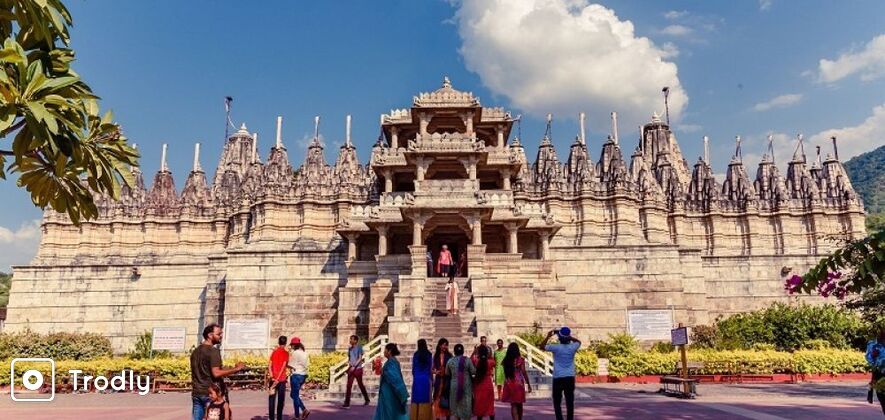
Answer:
784, 274, 803, 294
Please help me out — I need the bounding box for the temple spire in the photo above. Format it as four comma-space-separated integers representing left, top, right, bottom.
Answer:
346, 114, 352, 147
831, 136, 839, 160
611, 111, 619, 144
579, 112, 586, 145
638, 125, 643, 151
767, 134, 775, 163
193, 143, 201, 172
160, 143, 168, 172
792, 133, 806, 162
734, 135, 742, 161
703, 136, 709, 163
313, 115, 321, 145
252, 132, 258, 163
544, 113, 552, 138
275, 116, 283, 149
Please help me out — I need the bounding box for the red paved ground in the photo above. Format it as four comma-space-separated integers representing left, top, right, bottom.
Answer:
1, 381, 882, 419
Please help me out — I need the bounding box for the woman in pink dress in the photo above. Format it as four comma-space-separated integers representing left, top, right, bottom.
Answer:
445, 278, 459, 315
436, 244, 454, 280
501, 343, 531, 420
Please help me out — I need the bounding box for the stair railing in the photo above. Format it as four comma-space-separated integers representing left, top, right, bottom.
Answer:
328, 335, 389, 387
508, 335, 554, 376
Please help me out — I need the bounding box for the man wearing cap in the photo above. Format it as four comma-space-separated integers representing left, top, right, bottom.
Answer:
287, 337, 310, 419
540, 326, 582, 420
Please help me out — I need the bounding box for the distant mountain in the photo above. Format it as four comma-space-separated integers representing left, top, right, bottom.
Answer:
845, 145, 885, 213
844, 145, 885, 232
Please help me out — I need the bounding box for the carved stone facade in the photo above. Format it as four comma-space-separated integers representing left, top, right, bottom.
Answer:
5, 78, 866, 352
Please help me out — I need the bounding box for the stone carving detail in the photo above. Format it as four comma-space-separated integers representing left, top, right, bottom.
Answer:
530, 135, 565, 193
146, 169, 179, 217
566, 137, 598, 193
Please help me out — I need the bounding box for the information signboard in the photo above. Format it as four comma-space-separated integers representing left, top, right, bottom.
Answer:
223, 318, 270, 350
671, 326, 689, 346
627, 309, 673, 340
151, 327, 186, 351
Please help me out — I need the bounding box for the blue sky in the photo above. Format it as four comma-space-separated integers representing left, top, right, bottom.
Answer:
1, 0, 884, 270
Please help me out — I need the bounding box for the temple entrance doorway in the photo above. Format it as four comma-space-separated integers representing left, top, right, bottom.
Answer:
425, 229, 469, 278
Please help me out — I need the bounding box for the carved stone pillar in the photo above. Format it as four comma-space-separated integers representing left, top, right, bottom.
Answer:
419, 112, 430, 136
496, 124, 504, 148
459, 156, 479, 181
502, 168, 511, 190
345, 233, 358, 261
464, 213, 483, 245
505, 223, 518, 254
382, 169, 393, 193
377, 225, 388, 256
462, 111, 475, 137
539, 231, 550, 260
390, 126, 399, 149
411, 212, 431, 246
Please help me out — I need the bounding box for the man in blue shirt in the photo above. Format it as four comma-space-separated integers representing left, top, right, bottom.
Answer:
342, 335, 370, 408
541, 327, 582, 420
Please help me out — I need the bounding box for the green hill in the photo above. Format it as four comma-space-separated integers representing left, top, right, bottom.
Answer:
844, 145, 885, 232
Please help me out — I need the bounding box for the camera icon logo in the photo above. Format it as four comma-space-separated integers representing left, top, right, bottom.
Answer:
10, 358, 55, 402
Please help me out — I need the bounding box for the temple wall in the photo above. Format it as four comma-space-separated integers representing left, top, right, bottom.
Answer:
5, 260, 210, 353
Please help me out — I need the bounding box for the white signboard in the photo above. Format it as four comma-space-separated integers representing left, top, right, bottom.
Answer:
223, 318, 270, 350
627, 310, 674, 340
151, 327, 186, 351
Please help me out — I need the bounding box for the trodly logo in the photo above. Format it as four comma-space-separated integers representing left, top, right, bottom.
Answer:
10, 358, 55, 402
69, 369, 151, 395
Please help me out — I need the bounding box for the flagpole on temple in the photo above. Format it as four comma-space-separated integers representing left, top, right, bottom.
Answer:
224, 96, 234, 142
662, 87, 671, 126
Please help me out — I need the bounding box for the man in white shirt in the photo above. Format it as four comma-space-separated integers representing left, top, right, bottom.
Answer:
540, 327, 582, 420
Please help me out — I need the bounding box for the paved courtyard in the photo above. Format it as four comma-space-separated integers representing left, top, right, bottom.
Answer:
1, 381, 883, 419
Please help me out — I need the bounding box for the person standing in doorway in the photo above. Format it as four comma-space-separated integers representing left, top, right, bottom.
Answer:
266, 335, 289, 420
374, 343, 409, 420
540, 327, 582, 420
426, 247, 434, 277
445, 278, 459, 316
343, 335, 370, 408
190, 324, 245, 420
432, 338, 453, 420
456, 248, 467, 277
493, 339, 506, 400
410, 339, 433, 420
287, 337, 310, 420
437, 244, 454, 280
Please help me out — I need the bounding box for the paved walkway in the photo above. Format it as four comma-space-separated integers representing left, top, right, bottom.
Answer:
1, 381, 882, 419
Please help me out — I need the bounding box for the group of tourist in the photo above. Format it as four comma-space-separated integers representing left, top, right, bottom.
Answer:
367, 328, 581, 420
190, 323, 581, 420
427, 244, 467, 280
190, 324, 311, 420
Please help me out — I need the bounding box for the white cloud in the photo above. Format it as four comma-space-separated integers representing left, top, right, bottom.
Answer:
818, 34, 885, 83
0, 219, 41, 272
660, 24, 693, 37
453, 0, 688, 130
752, 93, 803, 112
810, 103, 885, 160
664, 10, 688, 20
659, 42, 680, 59
759, 0, 773, 11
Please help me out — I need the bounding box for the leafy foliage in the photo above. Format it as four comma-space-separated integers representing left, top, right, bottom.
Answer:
0, 271, 10, 307
515, 322, 545, 347
689, 302, 867, 351
650, 341, 676, 353
126, 331, 172, 359
574, 349, 598, 375
593, 332, 639, 358
0, 0, 138, 223
787, 230, 885, 300
0, 329, 112, 360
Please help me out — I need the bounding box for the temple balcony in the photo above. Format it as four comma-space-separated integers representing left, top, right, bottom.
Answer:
376, 187, 513, 209
370, 147, 408, 167
406, 132, 487, 154
414, 178, 477, 194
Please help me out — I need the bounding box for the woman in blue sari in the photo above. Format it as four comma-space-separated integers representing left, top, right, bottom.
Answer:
375, 343, 410, 420
410, 339, 433, 420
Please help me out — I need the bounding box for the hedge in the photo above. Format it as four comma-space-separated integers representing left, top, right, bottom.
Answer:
606, 349, 868, 378
0, 330, 112, 360
0, 352, 345, 388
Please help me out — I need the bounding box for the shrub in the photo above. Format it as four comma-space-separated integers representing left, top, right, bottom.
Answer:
127, 331, 172, 359
516, 323, 545, 348
704, 302, 868, 351
751, 343, 776, 351
0, 330, 112, 360
650, 342, 676, 353
792, 349, 868, 374
801, 339, 832, 350
594, 333, 639, 359
574, 350, 598, 376
689, 325, 718, 349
